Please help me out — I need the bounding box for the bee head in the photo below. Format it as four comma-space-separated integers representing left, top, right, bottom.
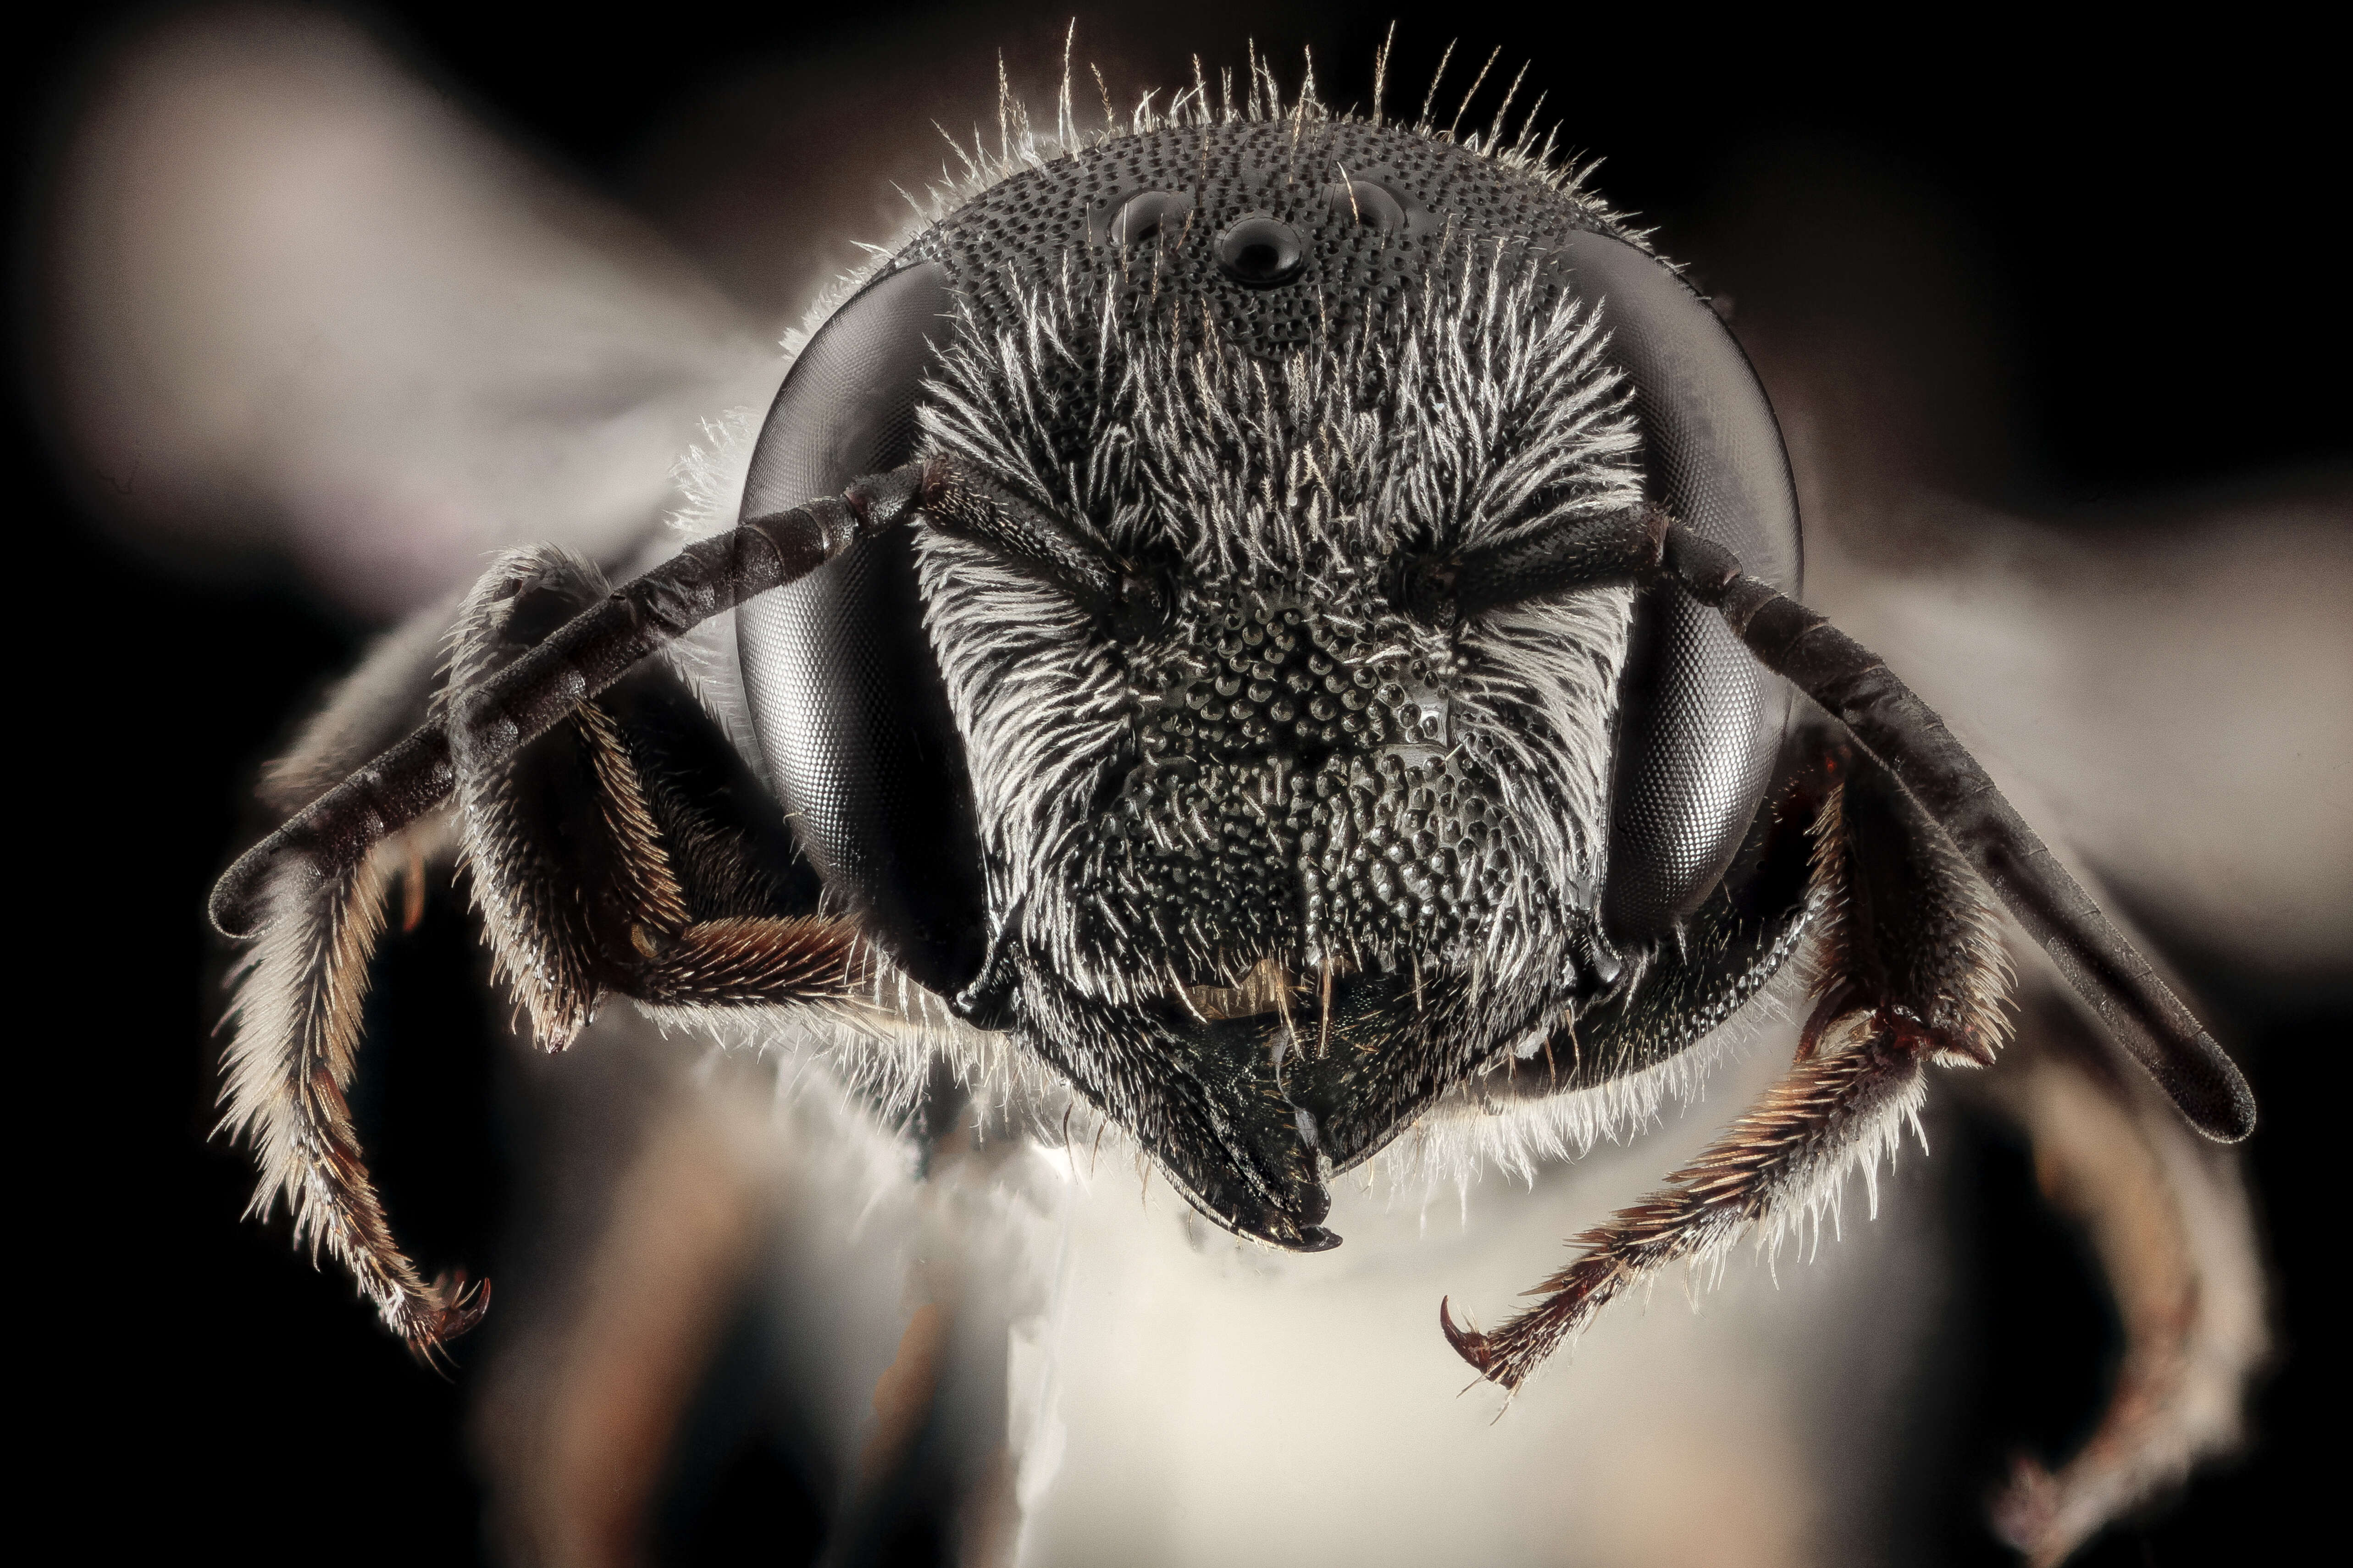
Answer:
737, 112, 1798, 1248
909, 125, 1657, 1245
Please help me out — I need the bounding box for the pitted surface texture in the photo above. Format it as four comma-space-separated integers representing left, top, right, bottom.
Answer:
896, 117, 1798, 952
730, 105, 1808, 1246
917, 119, 1613, 363
1106, 585, 1528, 977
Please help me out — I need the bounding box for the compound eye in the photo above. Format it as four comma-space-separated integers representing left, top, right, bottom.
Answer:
1326, 178, 1407, 232
1104, 189, 1195, 248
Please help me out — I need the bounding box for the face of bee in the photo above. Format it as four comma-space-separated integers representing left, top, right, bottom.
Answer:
907, 123, 1652, 1243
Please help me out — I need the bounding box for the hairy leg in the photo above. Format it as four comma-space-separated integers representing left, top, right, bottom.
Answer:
447, 545, 869, 1029
219, 597, 482, 1348
1444, 746, 2012, 1388
444, 547, 688, 1048
218, 815, 487, 1353
1982, 984, 2268, 1567
221, 541, 874, 1353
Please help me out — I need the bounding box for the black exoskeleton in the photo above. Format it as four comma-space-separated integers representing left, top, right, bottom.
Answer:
210, 87, 2251, 1401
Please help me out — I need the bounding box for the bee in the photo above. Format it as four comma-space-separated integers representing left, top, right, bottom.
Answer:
177, 31, 2271, 1563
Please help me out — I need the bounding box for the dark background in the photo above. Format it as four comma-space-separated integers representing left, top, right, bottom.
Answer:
10, 4, 2343, 1563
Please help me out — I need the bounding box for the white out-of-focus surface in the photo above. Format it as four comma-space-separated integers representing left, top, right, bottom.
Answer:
727, 1007, 1952, 1568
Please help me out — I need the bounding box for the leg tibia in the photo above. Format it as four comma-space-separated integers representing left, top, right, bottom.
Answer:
219, 820, 485, 1354
635, 917, 873, 1008
1445, 746, 2015, 1390
1986, 988, 2268, 1567
447, 549, 621, 1047
1803, 751, 2013, 1066
446, 546, 834, 1048
1442, 1032, 1928, 1389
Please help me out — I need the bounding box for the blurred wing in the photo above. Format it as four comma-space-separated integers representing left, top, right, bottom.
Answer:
1806, 488, 2353, 976
1697, 159, 2353, 977
39, 8, 785, 618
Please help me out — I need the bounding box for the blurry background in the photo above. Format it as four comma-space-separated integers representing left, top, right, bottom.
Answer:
8, 3, 2344, 1563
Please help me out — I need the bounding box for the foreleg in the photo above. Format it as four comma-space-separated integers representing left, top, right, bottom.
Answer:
1444, 748, 2012, 1388
446, 546, 873, 1027
443, 547, 691, 1049
218, 816, 485, 1353
217, 597, 480, 1350
220, 534, 879, 1354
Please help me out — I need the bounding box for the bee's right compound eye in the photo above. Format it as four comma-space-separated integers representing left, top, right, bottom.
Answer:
1102, 188, 1195, 248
